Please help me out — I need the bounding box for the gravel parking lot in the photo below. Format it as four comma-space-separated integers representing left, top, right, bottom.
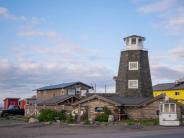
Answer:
0, 118, 184, 138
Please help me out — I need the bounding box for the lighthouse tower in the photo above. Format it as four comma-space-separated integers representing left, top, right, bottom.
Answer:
116, 35, 153, 97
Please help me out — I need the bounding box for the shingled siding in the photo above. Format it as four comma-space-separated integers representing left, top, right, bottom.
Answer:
125, 100, 161, 119
37, 84, 90, 100
37, 89, 67, 100
78, 98, 117, 120
116, 50, 153, 97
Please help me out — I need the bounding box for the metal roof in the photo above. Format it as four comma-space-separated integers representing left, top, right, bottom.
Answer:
73, 94, 156, 107
37, 81, 93, 91
37, 95, 79, 106
153, 83, 184, 91
103, 95, 152, 106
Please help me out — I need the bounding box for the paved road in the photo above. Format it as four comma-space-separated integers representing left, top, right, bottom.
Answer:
36, 128, 184, 138
0, 119, 183, 138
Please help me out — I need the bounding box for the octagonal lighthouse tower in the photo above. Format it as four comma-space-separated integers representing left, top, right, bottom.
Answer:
116, 35, 153, 97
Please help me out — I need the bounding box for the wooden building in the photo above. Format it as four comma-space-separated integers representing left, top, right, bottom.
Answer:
20, 97, 37, 109
153, 79, 184, 104
26, 81, 92, 116
3, 98, 19, 109
73, 94, 182, 121
36, 81, 93, 100
25, 95, 79, 116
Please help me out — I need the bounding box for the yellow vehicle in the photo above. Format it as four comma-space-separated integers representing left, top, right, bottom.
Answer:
153, 79, 184, 104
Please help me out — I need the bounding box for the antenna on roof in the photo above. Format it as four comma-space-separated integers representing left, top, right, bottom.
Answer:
175, 77, 184, 85
91, 83, 96, 94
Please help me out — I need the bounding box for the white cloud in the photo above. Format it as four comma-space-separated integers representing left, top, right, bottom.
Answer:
0, 6, 26, 20
151, 64, 184, 83
138, 0, 177, 14
17, 30, 58, 38
149, 44, 184, 84
0, 59, 10, 70
133, 0, 184, 33
0, 28, 115, 102
0, 6, 115, 102
0, 6, 43, 28
163, 8, 184, 33
169, 47, 184, 59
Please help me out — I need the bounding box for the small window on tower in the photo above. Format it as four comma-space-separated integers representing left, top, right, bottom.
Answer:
129, 62, 138, 70
175, 92, 180, 96
131, 38, 136, 44
138, 38, 142, 43
128, 80, 138, 89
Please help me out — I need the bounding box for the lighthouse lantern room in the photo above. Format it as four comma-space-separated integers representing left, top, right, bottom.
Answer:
123, 35, 145, 50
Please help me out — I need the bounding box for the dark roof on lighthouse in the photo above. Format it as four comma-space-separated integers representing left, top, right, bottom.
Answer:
123, 35, 145, 41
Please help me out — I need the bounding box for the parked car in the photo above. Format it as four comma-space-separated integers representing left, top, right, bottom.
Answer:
0, 105, 25, 117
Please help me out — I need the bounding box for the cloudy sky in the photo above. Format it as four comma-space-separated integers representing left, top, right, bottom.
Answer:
0, 0, 184, 104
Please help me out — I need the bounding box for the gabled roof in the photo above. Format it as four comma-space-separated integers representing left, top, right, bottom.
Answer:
153, 83, 184, 91
37, 95, 79, 106
3, 98, 20, 101
37, 81, 93, 91
73, 94, 163, 107
103, 95, 152, 106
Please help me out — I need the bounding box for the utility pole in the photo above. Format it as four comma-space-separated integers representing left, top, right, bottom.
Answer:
105, 84, 107, 93
95, 83, 96, 93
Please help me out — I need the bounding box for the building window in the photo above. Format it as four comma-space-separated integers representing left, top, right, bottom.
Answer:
95, 107, 104, 113
170, 104, 175, 113
165, 104, 169, 112
160, 104, 163, 113
76, 88, 80, 95
81, 90, 87, 96
131, 38, 136, 44
175, 92, 180, 96
129, 62, 138, 70
68, 89, 76, 95
128, 80, 138, 89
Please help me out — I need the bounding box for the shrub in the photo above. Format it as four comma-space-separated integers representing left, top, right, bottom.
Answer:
95, 113, 109, 122
95, 106, 112, 122
57, 110, 66, 121
38, 109, 58, 122
103, 107, 112, 115
38, 109, 67, 122
66, 113, 75, 123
